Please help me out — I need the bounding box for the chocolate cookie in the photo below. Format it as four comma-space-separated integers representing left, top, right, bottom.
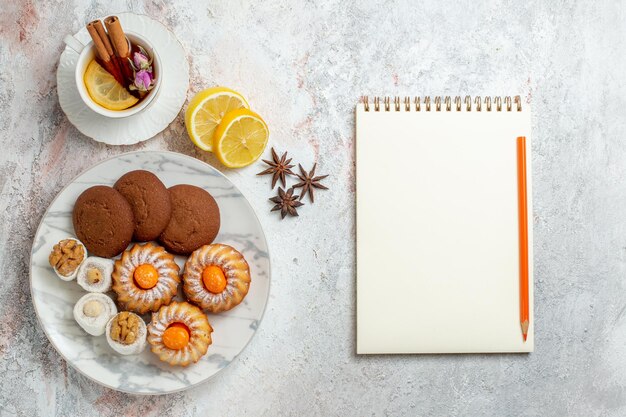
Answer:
114, 170, 172, 241
73, 186, 135, 258
158, 185, 220, 255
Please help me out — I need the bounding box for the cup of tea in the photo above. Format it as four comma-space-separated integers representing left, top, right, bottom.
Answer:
63, 31, 162, 118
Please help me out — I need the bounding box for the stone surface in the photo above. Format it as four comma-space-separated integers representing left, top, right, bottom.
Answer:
1, 0, 625, 416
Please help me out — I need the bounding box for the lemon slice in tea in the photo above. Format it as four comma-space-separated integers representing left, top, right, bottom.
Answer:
83, 60, 138, 111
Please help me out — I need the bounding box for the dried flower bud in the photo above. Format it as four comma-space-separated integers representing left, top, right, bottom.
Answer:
132, 69, 153, 92
133, 51, 150, 70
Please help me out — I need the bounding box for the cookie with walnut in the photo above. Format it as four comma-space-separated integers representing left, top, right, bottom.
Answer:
48, 238, 87, 281
105, 311, 147, 355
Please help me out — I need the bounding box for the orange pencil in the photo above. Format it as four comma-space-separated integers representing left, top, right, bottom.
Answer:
517, 136, 529, 341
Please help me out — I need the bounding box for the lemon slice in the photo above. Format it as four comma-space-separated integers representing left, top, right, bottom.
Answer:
213, 108, 269, 168
83, 60, 138, 111
185, 87, 250, 151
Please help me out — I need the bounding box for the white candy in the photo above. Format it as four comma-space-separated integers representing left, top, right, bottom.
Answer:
77, 257, 114, 292
73, 293, 117, 336
105, 313, 147, 355
51, 238, 87, 281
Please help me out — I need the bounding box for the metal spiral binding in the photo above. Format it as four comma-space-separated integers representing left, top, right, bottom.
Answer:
362, 95, 522, 112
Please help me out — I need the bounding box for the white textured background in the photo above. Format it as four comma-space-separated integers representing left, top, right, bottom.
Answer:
1, 0, 626, 416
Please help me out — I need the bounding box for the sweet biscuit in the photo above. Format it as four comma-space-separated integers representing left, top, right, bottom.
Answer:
72, 186, 135, 257
114, 170, 172, 241
158, 185, 220, 255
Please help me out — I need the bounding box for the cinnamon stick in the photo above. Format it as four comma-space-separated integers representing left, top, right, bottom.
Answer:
92, 20, 124, 85
86, 22, 110, 63
86, 20, 125, 85
104, 16, 129, 58
92, 20, 114, 57
104, 16, 134, 83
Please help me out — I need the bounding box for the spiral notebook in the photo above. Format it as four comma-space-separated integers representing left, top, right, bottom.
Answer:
356, 96, 533, 354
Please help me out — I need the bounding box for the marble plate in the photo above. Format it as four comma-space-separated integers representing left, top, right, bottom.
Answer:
29, 151, 270, 394
56, 13, 189, 145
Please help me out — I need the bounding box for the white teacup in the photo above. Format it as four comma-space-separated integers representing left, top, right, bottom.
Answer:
63, 31, 162, 118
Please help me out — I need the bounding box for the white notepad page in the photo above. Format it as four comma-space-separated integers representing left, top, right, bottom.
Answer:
356, 102, 533, 353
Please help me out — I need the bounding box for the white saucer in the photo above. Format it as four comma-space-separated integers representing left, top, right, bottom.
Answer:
57, 13, 189, 145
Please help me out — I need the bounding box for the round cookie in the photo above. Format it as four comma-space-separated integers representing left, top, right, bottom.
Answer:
114, 170, 172, 241
158, 185, 220, 255
72, 186, 135, 258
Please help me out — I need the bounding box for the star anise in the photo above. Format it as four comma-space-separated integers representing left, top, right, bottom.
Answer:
257, 148, 295, 189
293, 164, 328, 202
269, 187, 304, 218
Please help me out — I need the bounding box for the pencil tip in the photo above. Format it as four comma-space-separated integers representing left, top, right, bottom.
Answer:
521, 320, 529, 342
